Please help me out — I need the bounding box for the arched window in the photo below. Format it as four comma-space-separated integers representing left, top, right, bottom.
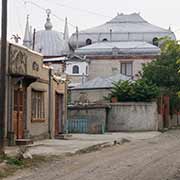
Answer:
86, 39, 92, 45
86, 66, 88, 75
102, 38, 108, 42
72, 65, 79, 74
152, 37, 159, 46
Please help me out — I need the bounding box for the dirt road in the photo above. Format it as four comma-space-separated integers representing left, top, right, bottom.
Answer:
5, 130, 180, 180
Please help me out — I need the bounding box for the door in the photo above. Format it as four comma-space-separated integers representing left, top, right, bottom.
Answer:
55, 93, 64, 135
158, 96, 170, 128
13, 89, 24, 139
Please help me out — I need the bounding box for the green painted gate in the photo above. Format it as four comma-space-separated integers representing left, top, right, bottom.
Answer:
67, 119, 88, 133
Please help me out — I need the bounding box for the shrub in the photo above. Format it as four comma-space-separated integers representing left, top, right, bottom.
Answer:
109, 79, 159, 102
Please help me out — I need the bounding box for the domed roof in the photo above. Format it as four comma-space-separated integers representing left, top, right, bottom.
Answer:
34, 9, 68, 57
69, 13, 176, 49
34, 30, 66, 57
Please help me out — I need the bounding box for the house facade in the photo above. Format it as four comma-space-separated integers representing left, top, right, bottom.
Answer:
75, 41, 160, 80
4, 43, 67, 145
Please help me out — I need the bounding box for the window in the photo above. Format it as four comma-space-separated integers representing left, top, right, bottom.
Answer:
86, 66, 88, 75
72, 65, 79, 74
32, 90, 45, 121
120, 62, 133, 77
86, 39, 92, 45
102, 38, 108, 42
152, 37, 159, 46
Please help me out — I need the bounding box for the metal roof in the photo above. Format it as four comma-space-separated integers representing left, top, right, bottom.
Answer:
72, 74, 131, 90
34, 30, 67, 57
75, 41, 160, 56
70, 13, 176, 48
33, 11, 69, 57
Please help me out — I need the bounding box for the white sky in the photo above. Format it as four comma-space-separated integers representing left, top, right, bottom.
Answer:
1, 0, 180, 41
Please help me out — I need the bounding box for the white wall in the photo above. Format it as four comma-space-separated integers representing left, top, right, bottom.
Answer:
65, 61, 88, 76
108, 102, 159, 131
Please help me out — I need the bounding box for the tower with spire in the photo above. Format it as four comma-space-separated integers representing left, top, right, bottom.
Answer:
23, 9, 70, 57
23, 15, 32, 48
63, 17, 70, 54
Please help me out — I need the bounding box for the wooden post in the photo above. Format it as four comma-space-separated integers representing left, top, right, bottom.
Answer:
0, 0, 8, 155
163, 96, 170, 128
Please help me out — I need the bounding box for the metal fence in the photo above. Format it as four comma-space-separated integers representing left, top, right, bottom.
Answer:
67, 119, 105, 134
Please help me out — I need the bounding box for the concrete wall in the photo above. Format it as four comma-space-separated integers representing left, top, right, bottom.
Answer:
88, 58, 154, 80
70, 88, 111, 104
108, 102, 158, 131
27, 82, 49, 139
68, 102, 159, 132
169, 114, 180, 127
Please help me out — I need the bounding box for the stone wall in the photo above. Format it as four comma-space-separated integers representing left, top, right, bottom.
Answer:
108, 102, 158, 131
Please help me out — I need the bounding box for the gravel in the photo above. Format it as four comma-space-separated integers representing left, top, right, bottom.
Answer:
4, 130, 180, 180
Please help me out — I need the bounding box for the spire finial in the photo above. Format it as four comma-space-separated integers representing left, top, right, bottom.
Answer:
46, 9, 51, 18
27, 14, 29, 21
63, 17, 70, 54
64, 17, 69, 40
45, 9, 53, 30
169, 25, 172, 31
23, 14, 32, 48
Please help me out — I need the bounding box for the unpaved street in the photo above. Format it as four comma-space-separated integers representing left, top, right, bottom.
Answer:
5, 130, 180, 180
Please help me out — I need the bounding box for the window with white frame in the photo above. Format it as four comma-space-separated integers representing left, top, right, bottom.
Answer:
72, 65, 79, 74
32, 90, 45, 120
120, 62, 133, 77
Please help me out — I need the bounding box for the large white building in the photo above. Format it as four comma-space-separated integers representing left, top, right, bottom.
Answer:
69, 13, 175, 49
69, 13, 175, 81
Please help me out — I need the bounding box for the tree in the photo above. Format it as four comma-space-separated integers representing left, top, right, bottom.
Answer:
141, 39, 180, 112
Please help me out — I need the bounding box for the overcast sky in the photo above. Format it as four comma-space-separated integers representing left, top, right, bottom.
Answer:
1, 0, 180, 41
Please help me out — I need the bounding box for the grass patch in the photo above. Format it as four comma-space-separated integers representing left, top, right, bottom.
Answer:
0, 155, 51, 179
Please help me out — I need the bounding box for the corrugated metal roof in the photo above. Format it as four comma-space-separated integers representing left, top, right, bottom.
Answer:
83, 13, 170, 33
75, 41, 160, 56
70, 13, 175, 48
72, 74, 131, 90
34, 30, 67, 57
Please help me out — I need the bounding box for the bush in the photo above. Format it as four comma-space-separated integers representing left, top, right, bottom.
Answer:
109, 79, 159, 102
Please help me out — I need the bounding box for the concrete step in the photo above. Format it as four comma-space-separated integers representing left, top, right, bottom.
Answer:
16, 139, 33, 146
55, 134, 73, 140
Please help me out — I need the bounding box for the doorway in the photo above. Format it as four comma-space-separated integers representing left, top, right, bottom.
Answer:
55, 93, 64, 135
13, 88, 24, 139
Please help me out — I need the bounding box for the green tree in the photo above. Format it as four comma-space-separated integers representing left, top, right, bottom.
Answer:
141, 39, 180, 112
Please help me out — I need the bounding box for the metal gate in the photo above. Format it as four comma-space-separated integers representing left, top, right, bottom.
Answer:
67, 119, 88, 133
67, 119, 105, 134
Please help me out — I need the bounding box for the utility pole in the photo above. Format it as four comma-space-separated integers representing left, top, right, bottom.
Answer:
0, 0, 8, 155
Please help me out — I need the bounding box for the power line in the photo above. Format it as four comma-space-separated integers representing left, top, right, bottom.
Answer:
14, 0, 116, 49
24, 1, 77, 28
43, 0, 112, 19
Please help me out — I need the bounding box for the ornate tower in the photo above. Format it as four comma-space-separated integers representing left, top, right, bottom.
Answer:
23, 15, 32, 48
